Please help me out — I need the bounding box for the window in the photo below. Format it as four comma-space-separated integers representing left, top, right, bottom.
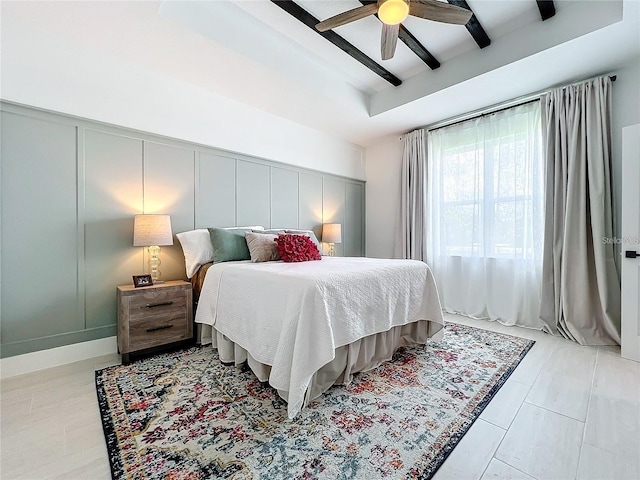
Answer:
428, 102, 544, 260
426, 101, 545, 329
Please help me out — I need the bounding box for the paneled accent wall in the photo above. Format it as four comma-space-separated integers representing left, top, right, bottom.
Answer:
0, 103, 365, 358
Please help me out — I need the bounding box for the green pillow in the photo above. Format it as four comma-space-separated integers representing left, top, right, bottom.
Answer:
208, 228, 252, 263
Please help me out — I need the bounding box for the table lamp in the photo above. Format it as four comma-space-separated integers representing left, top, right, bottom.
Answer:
133, 214, 173, 283
322, 223, 342, 256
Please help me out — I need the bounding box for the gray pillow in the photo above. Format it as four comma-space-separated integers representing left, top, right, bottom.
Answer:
252, 229, 286, 235
208, 227, 252, 263
245, 232, 280, 262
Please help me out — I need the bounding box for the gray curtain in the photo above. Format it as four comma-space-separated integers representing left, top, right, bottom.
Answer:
399, 129, 427, 261
540, 76, 621, 345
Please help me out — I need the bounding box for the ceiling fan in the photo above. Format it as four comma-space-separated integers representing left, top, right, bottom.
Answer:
316, 0, 473, 60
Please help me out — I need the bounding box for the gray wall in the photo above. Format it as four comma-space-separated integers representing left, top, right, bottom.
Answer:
0, 102, 365, 358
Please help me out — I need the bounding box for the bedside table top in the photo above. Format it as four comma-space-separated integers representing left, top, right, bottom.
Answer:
117, 280, 191, 293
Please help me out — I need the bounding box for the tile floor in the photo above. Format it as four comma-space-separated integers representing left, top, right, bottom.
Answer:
1, 314, 638, 479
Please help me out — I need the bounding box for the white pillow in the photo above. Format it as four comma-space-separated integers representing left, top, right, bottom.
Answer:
176, 229, 212, 279
176, 226, 264, 278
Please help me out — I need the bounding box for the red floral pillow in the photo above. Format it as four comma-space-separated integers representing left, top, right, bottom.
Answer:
274, 234, 322, 263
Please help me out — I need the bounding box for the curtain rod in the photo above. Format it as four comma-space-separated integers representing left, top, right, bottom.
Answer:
424, 74, 617, 133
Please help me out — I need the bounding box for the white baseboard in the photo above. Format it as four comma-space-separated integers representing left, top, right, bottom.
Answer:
0, 336, 118, 379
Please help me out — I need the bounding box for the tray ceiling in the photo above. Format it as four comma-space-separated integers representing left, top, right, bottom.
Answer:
2, 0, 638, 146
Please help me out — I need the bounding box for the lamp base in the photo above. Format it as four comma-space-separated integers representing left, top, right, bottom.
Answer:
148, 245, 164, 283
328, 243, 336, 257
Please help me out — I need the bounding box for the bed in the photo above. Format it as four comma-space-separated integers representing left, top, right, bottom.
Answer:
191, 255, 445, 418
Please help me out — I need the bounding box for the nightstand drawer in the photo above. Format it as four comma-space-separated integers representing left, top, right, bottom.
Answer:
129, 313, 190, 349
128, 289, 187, 318
129, 288, 187, 313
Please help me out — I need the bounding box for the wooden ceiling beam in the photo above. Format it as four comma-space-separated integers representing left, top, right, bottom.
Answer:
536, 1, 556, 21
270, 0, 402, 86
447, 0, 491, 49
398, 25, 440, 69
360, 0, 440, 70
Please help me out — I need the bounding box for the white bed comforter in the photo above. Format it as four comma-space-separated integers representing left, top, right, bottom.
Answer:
194, 256, 444, 418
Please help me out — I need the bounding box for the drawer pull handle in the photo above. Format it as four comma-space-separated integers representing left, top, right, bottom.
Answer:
146, 324, 173, 332
144, 301, 173, 309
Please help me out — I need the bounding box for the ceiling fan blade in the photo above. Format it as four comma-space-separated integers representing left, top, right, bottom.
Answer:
410, 0, 473, 25
381, 23, 400, 60
316, 4, 378, 32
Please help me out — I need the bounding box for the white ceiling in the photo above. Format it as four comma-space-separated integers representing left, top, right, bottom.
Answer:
224, 0, 545, 94
2, 0, 639, 147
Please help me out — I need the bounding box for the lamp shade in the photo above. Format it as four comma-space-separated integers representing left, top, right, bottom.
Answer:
133, 214, 173, 247
322, 223, 342, 244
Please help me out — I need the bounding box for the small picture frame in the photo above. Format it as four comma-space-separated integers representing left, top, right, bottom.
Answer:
132, 274, 153, 288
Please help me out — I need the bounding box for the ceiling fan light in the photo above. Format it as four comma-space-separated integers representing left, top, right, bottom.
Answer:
378, 0, 409, 25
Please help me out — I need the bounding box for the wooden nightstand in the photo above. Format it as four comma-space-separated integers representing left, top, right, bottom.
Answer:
117, 280, 193, 364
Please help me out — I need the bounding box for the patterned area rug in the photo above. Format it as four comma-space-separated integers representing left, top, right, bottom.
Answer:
96, 323, 534, 479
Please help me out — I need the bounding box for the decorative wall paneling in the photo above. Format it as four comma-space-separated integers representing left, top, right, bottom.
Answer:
323, 177, 347, 257
1, 114, 81, 347
271, 167, 300, 229
345, 183, 365, 257
298, 173, 324, 238
143, 141, 196, 285
236, 160, 271, 227
84, 131, 144, 332
196, 152, 236, 229
0, 102, 365, 357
